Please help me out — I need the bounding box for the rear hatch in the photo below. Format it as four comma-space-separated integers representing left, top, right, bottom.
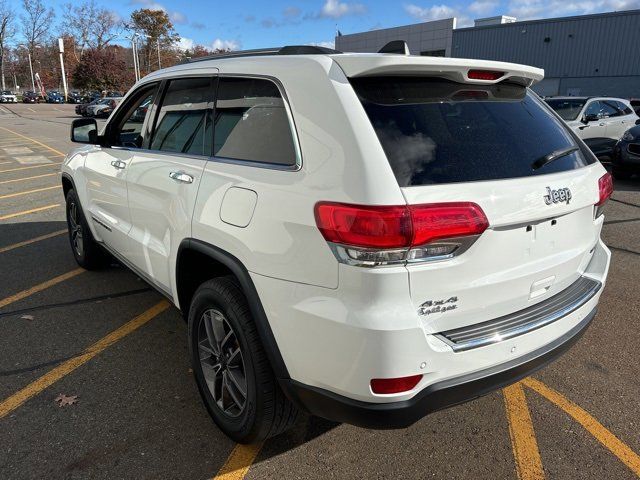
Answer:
349, 69, 605, 334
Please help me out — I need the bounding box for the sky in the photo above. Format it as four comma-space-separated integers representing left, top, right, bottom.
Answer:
12, 0, 640, 51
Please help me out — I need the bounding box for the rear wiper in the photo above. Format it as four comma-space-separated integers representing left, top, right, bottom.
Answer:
531, 146, 579, 170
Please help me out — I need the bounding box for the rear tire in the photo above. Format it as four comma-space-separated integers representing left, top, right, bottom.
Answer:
188, 277, 299, 443
65, 189, 106, 270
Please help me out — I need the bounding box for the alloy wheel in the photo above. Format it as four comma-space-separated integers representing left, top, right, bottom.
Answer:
198, 309, 248, 418
68, 201, 84, 257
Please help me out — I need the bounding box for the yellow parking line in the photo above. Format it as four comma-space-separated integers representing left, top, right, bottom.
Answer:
0, 161, 13, 165
0, 203, 60, 220
0, 268, 84, 310
212, 443, 263, 480
504, 383, 545, 480
0, 300, 170, 419
0, 163, 62, 173
0, 185, 59, 200
0, 229, 67, 254
0, 126, 65, 157
523, 378, 640, 476
0, 172, 58, 185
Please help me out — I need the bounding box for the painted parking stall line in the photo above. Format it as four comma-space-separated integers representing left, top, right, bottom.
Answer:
0, 203, 61, 221
0, 300, 171, 419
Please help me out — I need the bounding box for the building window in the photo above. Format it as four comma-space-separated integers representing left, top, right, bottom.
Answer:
420, 49, 446, 57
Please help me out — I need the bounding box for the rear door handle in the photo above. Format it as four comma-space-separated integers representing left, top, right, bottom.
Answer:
110, 160, 126, 169
169, 171, 194, 184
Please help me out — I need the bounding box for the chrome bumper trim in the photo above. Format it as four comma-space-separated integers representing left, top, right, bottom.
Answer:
435, 276, 601, 352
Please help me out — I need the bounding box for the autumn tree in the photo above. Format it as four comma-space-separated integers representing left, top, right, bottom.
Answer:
0, 0, 15, 90
72, 46, 132, 91
128, 9, 179, 74
61, 0, 120, 61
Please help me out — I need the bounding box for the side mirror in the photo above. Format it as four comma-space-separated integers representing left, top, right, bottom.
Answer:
583, 113, 599, 123
71, 118, 99, 144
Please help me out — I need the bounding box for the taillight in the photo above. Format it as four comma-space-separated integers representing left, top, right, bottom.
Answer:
467, 69, 504, 81
315, 202, 488, 266
595, 172, 613, 217
596, 172, 613, 206
371, 375, 423, 394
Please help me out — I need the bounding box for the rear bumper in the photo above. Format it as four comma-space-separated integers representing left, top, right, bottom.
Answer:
282, 307, 595, 429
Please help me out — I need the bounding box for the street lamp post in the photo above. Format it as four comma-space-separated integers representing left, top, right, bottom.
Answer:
58, 38, 68, 101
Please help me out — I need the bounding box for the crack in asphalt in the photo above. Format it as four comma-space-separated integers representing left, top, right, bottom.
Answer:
604, 217, 640, 225
0, 287, 152, 318
610, 197, 640, 209
608, 245, 640, 256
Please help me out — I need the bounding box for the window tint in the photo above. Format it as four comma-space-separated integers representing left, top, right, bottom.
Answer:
613, 101, 633, 115
150, 77, 213, 156
111, 85, 158, 148
213, 77, 296, 166
545, 98, 586, 121
351, 77, 595, 187
584, 101, 602, 118
600, 101, 620, 118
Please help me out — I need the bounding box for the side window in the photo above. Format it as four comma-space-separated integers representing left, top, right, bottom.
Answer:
600, 101, 620, 118
150, 77, 213, 156
614, 101, 633, 115
213, 77, 297, 166
110, 84, 158, 148
584, 101, 602, 118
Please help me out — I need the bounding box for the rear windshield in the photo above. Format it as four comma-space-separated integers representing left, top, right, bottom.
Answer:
545, 98, 587, 120
351, 77, 595, 187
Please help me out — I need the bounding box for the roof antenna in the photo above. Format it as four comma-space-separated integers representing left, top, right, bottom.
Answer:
378, 40, 410, 55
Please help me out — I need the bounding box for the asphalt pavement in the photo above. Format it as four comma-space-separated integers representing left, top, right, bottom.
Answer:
0, 103, 638, 480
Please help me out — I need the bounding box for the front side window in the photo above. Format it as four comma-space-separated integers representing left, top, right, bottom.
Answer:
110, 84, 158, 148
150, 77, 213, 156
352, 77, 595, 187
213, 77, 297, 166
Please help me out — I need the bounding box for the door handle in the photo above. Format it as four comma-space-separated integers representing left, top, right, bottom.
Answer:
110, 160, 126, 169
169, 171, 194, 184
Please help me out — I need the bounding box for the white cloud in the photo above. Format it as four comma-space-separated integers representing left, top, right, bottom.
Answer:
130, 0, 188, 25
177, 37, 195, 51
506, 0, 640, 19
404, 4, 456, 21
468, 0, 499, 15
319, 0, 366, 18
210, 38, 241, 51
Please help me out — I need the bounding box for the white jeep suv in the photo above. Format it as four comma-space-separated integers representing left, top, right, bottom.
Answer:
62, 45, 612, 443
545, 96, 640, 157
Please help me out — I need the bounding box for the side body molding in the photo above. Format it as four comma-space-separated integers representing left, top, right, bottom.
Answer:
177, 238, 291, 381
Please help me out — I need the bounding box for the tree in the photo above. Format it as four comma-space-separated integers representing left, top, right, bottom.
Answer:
72, 46, 132, 91
20, 0, 54, 55
129, 9, 179, 74
61, 0, 120, 60
0, 0, 15, 90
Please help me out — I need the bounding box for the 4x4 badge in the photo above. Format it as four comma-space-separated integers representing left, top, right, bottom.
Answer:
544, 186, 572, 205
418, 297, 458, 316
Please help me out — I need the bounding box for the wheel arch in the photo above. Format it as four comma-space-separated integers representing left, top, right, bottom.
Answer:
176, 238, 290, 380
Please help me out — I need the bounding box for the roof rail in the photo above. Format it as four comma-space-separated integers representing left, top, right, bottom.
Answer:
185, 45, 342, 64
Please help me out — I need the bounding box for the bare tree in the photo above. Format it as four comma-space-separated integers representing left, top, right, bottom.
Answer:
61, 0, 120, 60
20, 0, 54, 55
0, 0, 15, 90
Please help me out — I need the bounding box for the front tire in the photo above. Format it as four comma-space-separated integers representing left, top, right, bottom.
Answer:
65, 189, 106, 270
188, 277, 299, 443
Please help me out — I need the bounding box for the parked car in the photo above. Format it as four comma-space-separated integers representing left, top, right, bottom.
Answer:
67, 91, 84, 104
545, 96, 640, 157
85, 97, 121, 117
46, 91, 65, 103
64, 45, 612, 444
22, 91, 42, 103
612, 124, 640, 179
0, 90, 18, 103
76, 98, 97, 116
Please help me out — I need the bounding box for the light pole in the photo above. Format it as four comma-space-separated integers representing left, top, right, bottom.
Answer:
18, 44, 39, 92
58, 38, 68, 101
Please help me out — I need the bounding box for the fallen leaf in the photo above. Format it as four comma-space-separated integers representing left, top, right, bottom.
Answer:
20, 315, 34, 321
55, 393, 78, 407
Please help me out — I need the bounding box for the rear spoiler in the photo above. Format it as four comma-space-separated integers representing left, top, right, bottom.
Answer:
330, 54, 544, 87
